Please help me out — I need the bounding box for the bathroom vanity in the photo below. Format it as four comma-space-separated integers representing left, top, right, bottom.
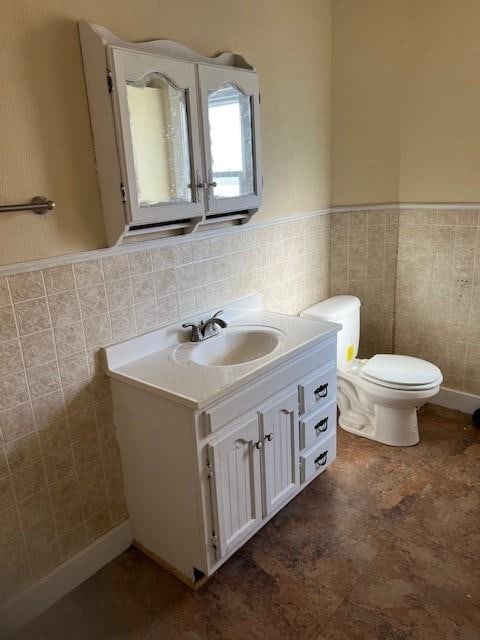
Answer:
103, 297, 338, 586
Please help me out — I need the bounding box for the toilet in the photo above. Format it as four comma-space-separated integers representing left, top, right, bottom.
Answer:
301, 296, 443, 446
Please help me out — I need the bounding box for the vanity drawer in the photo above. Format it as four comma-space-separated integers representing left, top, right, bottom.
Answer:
300, 431, 336, 484
299, 400, 337, 451
298, 366, 336, 415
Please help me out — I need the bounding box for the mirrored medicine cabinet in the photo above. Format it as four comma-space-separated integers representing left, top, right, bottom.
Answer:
79, 22, 262, 246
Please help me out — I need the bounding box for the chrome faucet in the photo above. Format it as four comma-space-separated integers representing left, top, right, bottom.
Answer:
182, 310, 228, 342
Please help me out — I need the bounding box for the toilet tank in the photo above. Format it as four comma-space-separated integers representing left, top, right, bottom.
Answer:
301, 296, 361, 370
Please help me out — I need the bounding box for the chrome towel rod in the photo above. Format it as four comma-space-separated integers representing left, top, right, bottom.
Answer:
0, 196, 55, 215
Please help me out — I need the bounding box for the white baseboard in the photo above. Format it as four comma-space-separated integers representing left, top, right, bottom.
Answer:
0, 519, 133, 639
432, 386, 479, 415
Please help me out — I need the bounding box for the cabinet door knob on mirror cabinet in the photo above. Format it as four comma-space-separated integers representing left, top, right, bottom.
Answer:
254, 440, 263, 450
264, 433, 273, 442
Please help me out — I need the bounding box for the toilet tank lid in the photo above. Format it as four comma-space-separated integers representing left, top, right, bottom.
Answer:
301, 295, 361, 321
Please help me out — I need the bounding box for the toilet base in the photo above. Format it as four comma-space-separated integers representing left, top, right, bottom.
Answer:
338, 405, 419, 447
336, 374, 433, 447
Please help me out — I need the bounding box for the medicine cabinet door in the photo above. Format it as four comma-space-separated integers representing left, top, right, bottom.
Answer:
198, 64, 262, 216
109, 48, 205, 225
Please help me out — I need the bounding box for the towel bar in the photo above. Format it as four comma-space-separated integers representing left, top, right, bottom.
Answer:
0, 196, 55, 215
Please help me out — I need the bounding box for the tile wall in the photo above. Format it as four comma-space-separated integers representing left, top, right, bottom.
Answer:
0, 214, 330, 603
395, 208, 480, 394
330, 206, 480, 394
329, 209, 399, 357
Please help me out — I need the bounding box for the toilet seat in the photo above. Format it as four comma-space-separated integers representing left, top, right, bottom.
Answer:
360, 354, 443, 391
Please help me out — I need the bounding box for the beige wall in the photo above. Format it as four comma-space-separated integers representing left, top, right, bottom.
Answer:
0, 0, 332, 266
332, 0, 480, 206
331, 0, 407, 205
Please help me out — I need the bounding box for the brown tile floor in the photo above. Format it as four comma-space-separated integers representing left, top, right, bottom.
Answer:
12, 404, 480, 640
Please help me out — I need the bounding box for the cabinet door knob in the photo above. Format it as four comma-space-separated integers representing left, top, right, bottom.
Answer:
264, 433, 273, 442
254, 440, 263, 450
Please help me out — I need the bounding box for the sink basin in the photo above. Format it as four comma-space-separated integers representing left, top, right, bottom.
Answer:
190, 327, 282, 367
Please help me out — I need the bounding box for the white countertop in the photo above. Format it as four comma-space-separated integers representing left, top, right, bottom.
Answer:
104, 296, 339, 410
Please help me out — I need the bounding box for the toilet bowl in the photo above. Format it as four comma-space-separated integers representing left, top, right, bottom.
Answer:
301, 296, 443, 446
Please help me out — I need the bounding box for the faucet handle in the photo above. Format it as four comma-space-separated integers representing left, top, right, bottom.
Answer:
182, 322, 202, 342
212, 309, 224, 318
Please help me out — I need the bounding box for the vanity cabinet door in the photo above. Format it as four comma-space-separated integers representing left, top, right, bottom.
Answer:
259, 390, 299, 516
108, 48, 205, 225
197, 64, 262, 216
208, 416, 263, 558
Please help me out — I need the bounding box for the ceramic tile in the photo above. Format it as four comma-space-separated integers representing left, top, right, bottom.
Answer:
68, 404, 96, 443
105, 278, 133, 311
43, 445, 75, 484
78, 284, 108, 317
49, 474, 80, 512
134, 300, 157, 333
60, 523, 88, 560
73, 260, 104, 288
0, 372, 30, 412
8, 271, 45, 303
128, 251, 152, 275
0, 403, 35, 442
54, 496, 84, 534
30, 541, 61, 579
42, 265, 75, 295
102, 255, 129, 282
0, 475, 15, 512
0, 505, 21, 546
15, 298, 51, 336
58, 352, 89, 388
0, 277, 11, 307
18, 488, 52, 530
12, 459, 47, 501
38, 420, 70, 452
32, 390, 65, 429
53, 323, 86, 358
83, 314, 111, 348
0, 305, 17, 343
110, 307, 136, 341
5, 431, 42, 473
26, 360, 61, 399
86, 509, 111, 542
0, 535, 28, 572
151, 246, 174, 271
0, 340, 22, 377
24, 516, 57, 556
131, 273, 155, 304
47, 291, 81, 327
20, 330, 56, 368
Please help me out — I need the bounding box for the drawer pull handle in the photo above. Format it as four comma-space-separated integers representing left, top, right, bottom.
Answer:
314, 451, 328, 467
314, 383, 329, 400
314, 417, 329, 434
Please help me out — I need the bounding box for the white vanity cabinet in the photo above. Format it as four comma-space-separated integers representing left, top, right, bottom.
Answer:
79, 23, 262, 246
106, 319, 338, 588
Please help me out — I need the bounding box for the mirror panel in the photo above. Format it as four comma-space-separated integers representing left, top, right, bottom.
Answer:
126, 73, 192, 207
207, 84, 255, 199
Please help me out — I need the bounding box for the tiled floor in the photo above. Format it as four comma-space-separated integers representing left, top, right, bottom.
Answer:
12, 404, 480, 640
